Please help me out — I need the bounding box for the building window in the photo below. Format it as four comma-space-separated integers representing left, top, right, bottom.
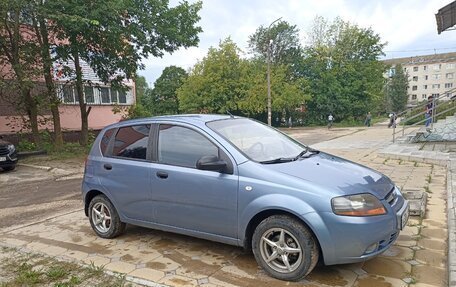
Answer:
413, 66, 418, 72
423, 85, 428, 90
118, 90, 127, 104
432, 84, 440, 89
447, 73, 454, 79
433, 64, 441, 71
445, 83, 453, 89
422, 94, 426, 99
84, 86, 94, 103
411, 94, 417, 100
447, 63, 455, 69
423, 65, 427, 71
58, 84, 132, 105
412, 85, 418, 91
412, 76, 418, 81
432, 93, 439, 97
62, 86, 74, 103
433, 74, 441, 79
100, 87, 110, 104
425, 75, 429, 80
447, 93, 452, 98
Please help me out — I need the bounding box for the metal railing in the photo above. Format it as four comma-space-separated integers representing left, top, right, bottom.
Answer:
392, 87, 456, 142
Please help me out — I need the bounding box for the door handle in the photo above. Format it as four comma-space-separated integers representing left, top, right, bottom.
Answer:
156, 171, 168, 179
104, 164, 112, 170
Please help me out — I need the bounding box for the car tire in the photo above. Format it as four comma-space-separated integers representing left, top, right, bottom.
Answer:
88, 194, 126, 239
2, 165, 15, 171
252, 215, 319, 281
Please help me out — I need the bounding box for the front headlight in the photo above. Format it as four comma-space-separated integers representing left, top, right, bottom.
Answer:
7, 144, 15, 153
331, 193, 386, 216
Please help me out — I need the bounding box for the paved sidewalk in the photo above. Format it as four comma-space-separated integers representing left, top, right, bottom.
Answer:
0, 126, 450, 287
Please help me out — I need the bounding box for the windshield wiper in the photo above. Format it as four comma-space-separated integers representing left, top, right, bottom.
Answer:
260, 157, 295, 164
294, 147, 320, 160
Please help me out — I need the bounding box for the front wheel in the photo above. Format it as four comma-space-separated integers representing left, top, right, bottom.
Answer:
252, 215, 319, 281
2, 165, 15, 171
88, 195, 126, 238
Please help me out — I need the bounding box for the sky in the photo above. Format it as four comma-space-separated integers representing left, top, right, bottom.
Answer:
138, 0, 456, 87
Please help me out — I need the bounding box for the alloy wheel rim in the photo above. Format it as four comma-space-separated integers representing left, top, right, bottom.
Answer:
259, 228, 303, 273
91, 202, 111, 233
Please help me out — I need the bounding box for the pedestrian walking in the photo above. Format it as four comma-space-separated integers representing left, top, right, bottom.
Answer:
328, 114, 334, 129
425, 96, 433, 129
364, 112, 372, 127
388, 112, 397, 128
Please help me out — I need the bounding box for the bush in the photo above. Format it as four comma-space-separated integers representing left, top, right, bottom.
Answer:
17, 139, 37, 152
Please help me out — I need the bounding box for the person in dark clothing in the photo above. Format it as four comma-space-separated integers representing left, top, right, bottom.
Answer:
425, 96, 433, 128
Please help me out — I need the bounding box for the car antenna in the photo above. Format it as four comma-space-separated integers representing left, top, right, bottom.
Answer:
227, 111, 235, 118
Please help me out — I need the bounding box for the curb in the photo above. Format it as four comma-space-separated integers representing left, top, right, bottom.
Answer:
17, 150, 47, 158
379, 144, 455, 286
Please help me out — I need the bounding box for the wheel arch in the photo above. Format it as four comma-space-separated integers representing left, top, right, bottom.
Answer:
84, 189, 105, 216
243, 209, 323, 261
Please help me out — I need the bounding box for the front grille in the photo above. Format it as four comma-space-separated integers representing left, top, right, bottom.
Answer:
385, 188, 397, 205
0, 146, 9, 156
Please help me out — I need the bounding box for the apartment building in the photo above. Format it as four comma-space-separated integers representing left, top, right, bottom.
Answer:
383, 52, 456, 107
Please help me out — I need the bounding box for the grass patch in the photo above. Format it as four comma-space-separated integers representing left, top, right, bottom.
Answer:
0, 248, 132, 287
383, 158, 390, 165
414, 161, 419, 167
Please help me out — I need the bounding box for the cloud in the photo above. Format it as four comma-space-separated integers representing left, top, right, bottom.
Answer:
140, 0, 456, 84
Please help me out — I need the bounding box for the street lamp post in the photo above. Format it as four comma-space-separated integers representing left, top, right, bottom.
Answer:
267, 17, 282, 126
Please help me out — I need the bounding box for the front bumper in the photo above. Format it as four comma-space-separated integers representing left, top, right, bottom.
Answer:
0, 151, 18, 167
310, 198, 409, 265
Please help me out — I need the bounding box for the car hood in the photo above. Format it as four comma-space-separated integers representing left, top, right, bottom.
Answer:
263, 152, 394, 199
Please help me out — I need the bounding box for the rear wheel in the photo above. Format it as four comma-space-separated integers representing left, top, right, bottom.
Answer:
252, 215, 319, 281
88, 195, 125, 238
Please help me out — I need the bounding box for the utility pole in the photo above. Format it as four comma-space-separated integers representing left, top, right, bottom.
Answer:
267, 17, 282, 126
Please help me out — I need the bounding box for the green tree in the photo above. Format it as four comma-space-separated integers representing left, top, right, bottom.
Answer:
178, 38, 309, 121
31, 1, 64, 148
45, 0, 202, 146
386, 63, 409, 112
248, 20, 302, 66
0, 0, 41, 143
178, 38, 245, 114
299, 17, 386, 124
135, 75, 148, 104
238, 60, 309, 117
143, 66, 187, 115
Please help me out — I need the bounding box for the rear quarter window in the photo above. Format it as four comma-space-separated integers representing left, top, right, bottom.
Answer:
100, 129, 115, 156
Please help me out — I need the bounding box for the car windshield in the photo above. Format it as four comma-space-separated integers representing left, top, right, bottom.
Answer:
207, 118, 306, 162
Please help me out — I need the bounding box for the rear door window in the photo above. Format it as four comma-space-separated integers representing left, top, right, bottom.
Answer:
158, 125, 218, 168
112, 125, 151, 160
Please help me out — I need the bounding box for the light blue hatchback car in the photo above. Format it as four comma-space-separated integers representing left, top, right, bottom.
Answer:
82, 114, 409, 281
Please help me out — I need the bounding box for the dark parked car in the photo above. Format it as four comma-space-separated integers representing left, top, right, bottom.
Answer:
0, 139, 18, 171
82, 115, 409, 281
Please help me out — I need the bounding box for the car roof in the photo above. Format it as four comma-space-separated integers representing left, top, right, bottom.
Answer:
104, 114, 241, 130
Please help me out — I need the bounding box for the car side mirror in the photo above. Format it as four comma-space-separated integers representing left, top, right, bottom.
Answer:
196, 155, 227, 172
